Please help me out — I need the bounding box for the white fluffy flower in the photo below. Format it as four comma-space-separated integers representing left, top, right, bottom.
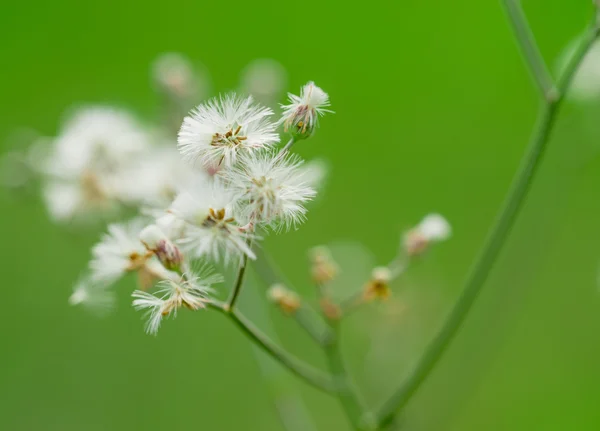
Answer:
89, 218, 171, 287
280, 81, 332, 138
112, 146, 196, 207
132, 268, 222, 335
69, 279, 116, 315
168, 179, 255, 263
417, 214, 451, 241
224, 152, 319, 229
40, 106, 151, 222
178, 94, 279, 168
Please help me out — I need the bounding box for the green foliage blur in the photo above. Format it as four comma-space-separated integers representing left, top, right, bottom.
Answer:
2, 0, 600, 429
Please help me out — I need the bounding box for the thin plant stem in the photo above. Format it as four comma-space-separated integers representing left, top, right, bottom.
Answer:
325, 323, 370, 431
375, 13, 600, 430
254, 247, 335, 344
226, 241, 252, 310
277, 137, 296, 160
294, 306, 332, 346
502, 0, 557, 100
245, 277, 319, 431
208, 300, 340, 393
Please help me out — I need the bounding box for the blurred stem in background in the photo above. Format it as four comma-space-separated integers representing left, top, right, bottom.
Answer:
375, 1, 600, 428
244, 276, 319, 431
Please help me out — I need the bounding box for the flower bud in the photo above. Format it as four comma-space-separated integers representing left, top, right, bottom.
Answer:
281, 81, 332, 141
140, 224, 183, 272
152, 52, 197, 99
309, 246, 339, 284
363, 266, 392, 301
267, 284, 301, 315
403, 213, 451, 257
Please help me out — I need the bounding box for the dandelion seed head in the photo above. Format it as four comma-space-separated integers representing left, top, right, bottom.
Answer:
178, 94, 279, 168
225, 152, 318, 230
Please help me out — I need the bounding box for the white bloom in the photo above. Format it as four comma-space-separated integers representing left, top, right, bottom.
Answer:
168, 179, 255, 263
69, 279, 116, 315
40, 106, 151, 222
178, 94, 279, 168
417, 214, 451, 241
152, 52, 198, 99
240, 59, 287, 103
225, 152, 319, 229
89, 218, 171, 286
132, 268, 222, 335
112, 146, 196, 207
280, 81, 333, 138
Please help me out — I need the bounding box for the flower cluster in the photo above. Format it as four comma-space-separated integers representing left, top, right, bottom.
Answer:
50, 60, 333, 334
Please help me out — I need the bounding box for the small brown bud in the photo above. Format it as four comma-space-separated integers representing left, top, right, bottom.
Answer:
363, 266, 392, 302
309, 246, 339, 284
320, 297, 342, 320
267, 284, 301, 315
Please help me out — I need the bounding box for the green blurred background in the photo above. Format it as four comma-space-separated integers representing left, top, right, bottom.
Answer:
2, 0, 600, 429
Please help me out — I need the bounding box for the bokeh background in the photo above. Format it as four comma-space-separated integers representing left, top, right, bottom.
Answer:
2, 0, 600, 430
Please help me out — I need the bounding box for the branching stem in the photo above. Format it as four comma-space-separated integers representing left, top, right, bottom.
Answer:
374, 10, 600, 429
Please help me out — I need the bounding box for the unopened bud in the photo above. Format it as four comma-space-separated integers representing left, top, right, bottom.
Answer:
152, 52, 197, 99
320, 297, 342, 320
363, 266, 392, 302
309, 246, 339, 284
267, 284, 301, 315
140, 224, 183, 272
403, 213, 451, 257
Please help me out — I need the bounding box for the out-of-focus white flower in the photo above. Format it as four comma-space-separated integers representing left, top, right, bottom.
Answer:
112, 146, 196, 207
40, 106, 151, 222
178, 94, 279, 168
225, 152, 319, 229
168, 179, 255, 263
152, 52, 199, 99
240, 59, 288, 103
132, 268, 222, 335
280, 81, 332, 139
69, 279, 116, 315
403, 213, 451, 256
89, 218, 172, 288
558, 39, 600, 102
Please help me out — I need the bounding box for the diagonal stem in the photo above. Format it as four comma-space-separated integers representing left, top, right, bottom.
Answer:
502, 0, 557, 100
254, 247, 335, 345
374, 14, 600, 430
226, 241, 252, 310
209, 300, 340, 393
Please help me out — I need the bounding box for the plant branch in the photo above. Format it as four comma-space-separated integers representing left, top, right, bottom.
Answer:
325, 323, 371, 430
254, 247, 335, 344
226, 243, 252, 310
375, 14, 600, 430
277, 137, 296, 160
502, 0, 557, 100
208, 300, 339, 394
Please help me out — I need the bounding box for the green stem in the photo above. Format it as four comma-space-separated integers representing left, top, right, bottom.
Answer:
226, 243, 251, 310
325, 323, 370, 430
277, 137, 296, 160
375, 16, 600, 430
209, 301, 339, 394
502, 0, 556, 100
254, 247, 335, 344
